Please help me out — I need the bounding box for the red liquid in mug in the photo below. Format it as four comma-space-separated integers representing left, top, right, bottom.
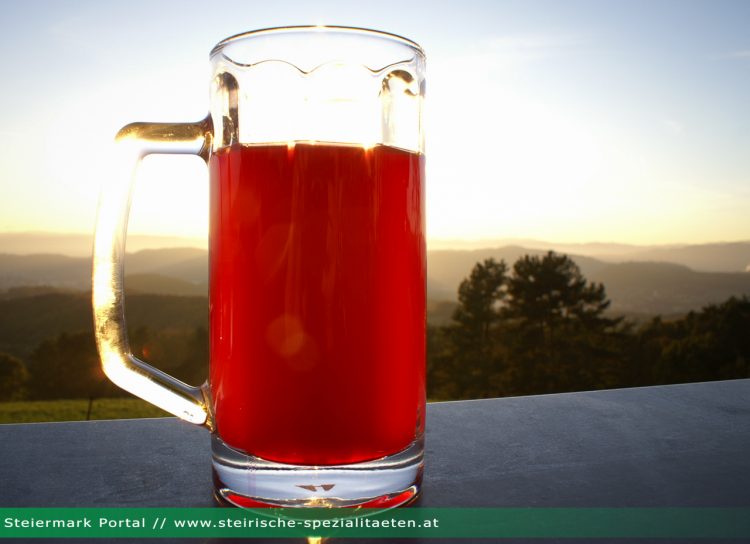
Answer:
209, 142, 426, 466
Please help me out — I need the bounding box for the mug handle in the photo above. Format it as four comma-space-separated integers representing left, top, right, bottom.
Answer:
92, 118, 214, 428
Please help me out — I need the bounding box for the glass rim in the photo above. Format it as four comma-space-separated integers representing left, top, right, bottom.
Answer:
210, 25, 425, 58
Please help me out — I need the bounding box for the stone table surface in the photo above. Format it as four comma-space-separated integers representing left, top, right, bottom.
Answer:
1, 379, 749, 542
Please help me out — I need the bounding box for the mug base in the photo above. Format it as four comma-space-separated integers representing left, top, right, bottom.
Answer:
211, 435, 423, 508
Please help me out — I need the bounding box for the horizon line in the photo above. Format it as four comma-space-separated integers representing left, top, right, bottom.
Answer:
1, 230, 749, 249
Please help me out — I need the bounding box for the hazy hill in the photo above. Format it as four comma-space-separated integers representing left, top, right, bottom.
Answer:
3, 232, 750, 271
2, 244, 750, 318
427, 299, 459, 325
602, 242, 750, 273
0, 292, 92, 358
0, 287, 452, 358
428, 239, 750, 272
0, 232, 205, 257
0, 286, 81, 300
426, 246, 608, 299
427, 249, 750, 315
0, 254, 91, 290
125, 247, 207, 273
430, 239, 660, 256
0, 249, 208, 291
125, 274, 207, 297
0, 292, 208, 359
589, 262, 750, 315
125, 248, 209, 287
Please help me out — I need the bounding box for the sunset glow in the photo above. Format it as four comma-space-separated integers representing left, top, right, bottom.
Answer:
1, 0, 749, 246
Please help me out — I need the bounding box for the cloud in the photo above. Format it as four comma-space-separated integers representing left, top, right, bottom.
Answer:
729, 50, 750, 58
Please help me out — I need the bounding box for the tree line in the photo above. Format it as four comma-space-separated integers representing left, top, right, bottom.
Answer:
1, 251, 749, 402
0, 327, 207, 402
428, 251, 750, 399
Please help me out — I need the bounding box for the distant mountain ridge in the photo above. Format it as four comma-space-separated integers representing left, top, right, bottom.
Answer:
0, 248, 209, 291
2, 242, 750, 317
126, 274, 207, 297
424, 238, 750, 272
603, 242, 750, 273
0, 232, 206, 257
590, 262, 750, 315
0, 253, 92, 290
427, 246, 610, 299
3, 233, 750, 272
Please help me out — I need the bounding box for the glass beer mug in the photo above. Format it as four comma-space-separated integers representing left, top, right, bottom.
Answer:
93, 27, 426, 508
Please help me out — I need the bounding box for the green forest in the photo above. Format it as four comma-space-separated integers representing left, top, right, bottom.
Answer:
1, 251, 749, 408
428, 252, 750, 399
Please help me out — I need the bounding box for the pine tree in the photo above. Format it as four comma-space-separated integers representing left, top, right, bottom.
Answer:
444, 258, 508, 398
0, 352, 29, 401
503, 251, 619, 393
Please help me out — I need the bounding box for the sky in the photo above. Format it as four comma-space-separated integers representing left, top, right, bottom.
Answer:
0, 0, 748, 246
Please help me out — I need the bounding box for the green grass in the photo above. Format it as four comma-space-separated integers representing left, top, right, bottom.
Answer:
0, 398, 170, 424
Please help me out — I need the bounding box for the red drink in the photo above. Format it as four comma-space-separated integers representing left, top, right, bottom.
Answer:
208, 142, 426, 466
